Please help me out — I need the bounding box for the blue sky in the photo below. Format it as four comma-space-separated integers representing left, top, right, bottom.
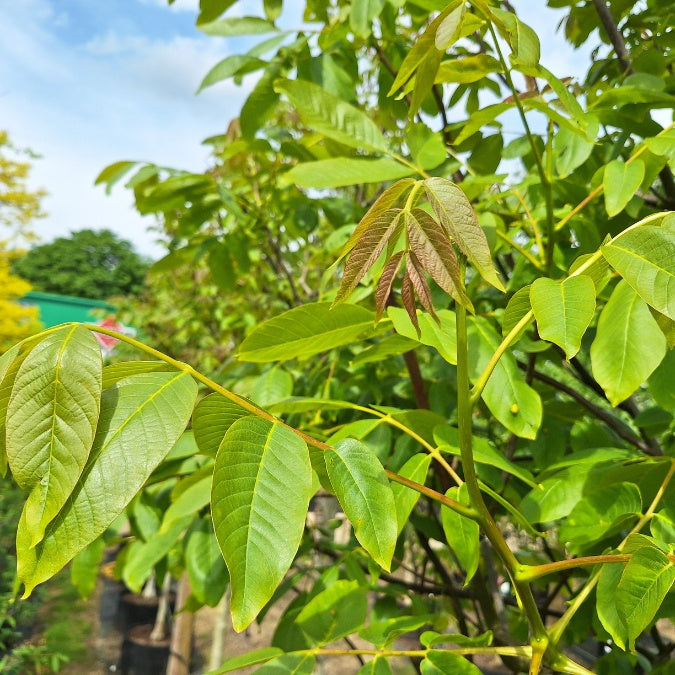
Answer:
1, 0, 607, 258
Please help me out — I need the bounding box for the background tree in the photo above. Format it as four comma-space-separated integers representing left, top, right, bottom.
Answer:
13, 229, 150, 300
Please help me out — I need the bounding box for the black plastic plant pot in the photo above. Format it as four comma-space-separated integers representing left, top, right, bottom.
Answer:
120, 624, 170, 675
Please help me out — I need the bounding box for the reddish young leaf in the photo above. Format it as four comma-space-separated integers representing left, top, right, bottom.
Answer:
401, 270, 419, 334
424, 177, 504, 292
406, 251, 437, 321
334, 210, 404, 305
406, 209, 473, 311
338, 179, 416, 261
375, 251, 405, 321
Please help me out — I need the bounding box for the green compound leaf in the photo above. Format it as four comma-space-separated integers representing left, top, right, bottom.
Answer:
424, 177, 504, 292
616, 546, 675, 649
7, 325, 102, 549
275, 79, 389, 154
603, 225, 675, 320
238, 302, 376, 362
441, 484, 480, 584
591, 281, 667, 406
603, 159, 645, 217
530, 276, 596, 359
325, 438, 397, 570
211, 418, 312, 631
17, 371, 197, 596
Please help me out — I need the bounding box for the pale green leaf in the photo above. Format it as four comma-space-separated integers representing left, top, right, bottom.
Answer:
388, 307, 457, 364
441, 484, 479, 584
350, 0, 386, 38
530, 276, 596, 359
454, 103, 511, 146
502, 285, 531, 337
185, 518, 229, 607
424, 177, 504, 291
17, 371, 197, 595
161, 474, 211, 533
275, 79, 389, 153
238, 302, 376, 362
199, 16, 278, 36
392, 453, 432, 535
491, 7, 540, 68
388, 5, 460, 95
7, 326, 102, 548
296, 579, 368, 645
602, 225, 675, 320
645, 129, 675, 161
616, 546, 675, 648
325, 439, 397, 570
421, 630, 493, 647
358, 656, 392, 675
70, 538, 104, 600
250, 368, 293, 407
590, 281, 667, 406
603, 159, 645, 217
197, 54, 266, 93
282, 157, 415, 189
435, 54, 502, 84
192, 393, 250, 457
554, 125, 595, 178
435, 4, 465, 50
211, 418, 312, 631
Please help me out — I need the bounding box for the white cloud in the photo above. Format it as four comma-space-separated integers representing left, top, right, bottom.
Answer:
0, 0, 251, 257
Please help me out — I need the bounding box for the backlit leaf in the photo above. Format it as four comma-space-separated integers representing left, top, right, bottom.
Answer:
275, 79, 389, 153
7, 326, 102, 548
435, 4, 465, 50
490, 7, 540, 68
530, 276, 596, 359
590, 281, 666, 406
603, 159, 645, 217
335, 210, 403, 304
211, 418, 312, 631
406, 209, 473, 311
421, 650, 482, 674
17, 371, 197, 595
388, 307, 457, 364
283, 157, 415, 189
436, 54, 502, 84
602, 225, 675, 320
325, 439, 397, 570
350, 0, 386, 38
424, 177, 504, 291
238, 302, 376, 362
199, 16, 278, 36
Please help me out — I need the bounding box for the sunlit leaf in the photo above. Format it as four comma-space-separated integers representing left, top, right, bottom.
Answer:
325, 439, 397, 570
590, 281, 666, 406
192, 393, 250, 457
392, 453, 432, 535
602, 225, 675, 320
7, 326, 102, 548
530, 276, 596, 359
603, 159, 645, 217
424, 177, 504, 291
441, 484, 479, 583
211, 418, 312, 631
17, 371, 197, 595
238, 302, 376, 362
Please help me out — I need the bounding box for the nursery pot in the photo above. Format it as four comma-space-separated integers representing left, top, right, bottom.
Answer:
118, 591, 175, 634
120, 623, 170, 675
